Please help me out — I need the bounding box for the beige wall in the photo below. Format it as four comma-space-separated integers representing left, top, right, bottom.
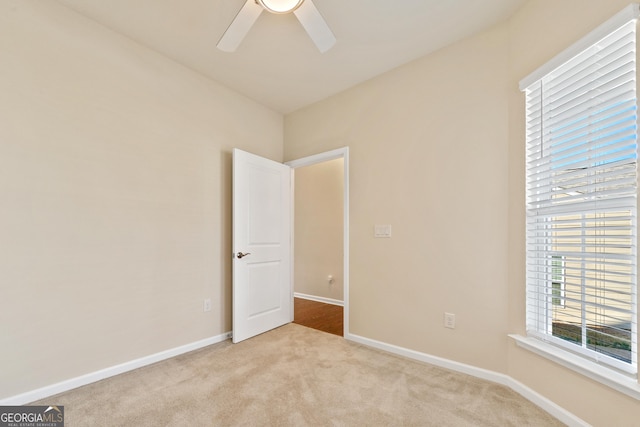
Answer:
285, 0, 640, 424
0, 0, 282, 399
294, 159, 344, 301
285, 23, 511, 373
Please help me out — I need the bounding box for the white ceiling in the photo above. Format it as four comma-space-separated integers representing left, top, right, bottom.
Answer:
55, 0, 527, 114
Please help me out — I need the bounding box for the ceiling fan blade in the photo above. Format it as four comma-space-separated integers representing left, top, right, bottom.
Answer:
293, 0, 336, 53
217, 0, 264, 52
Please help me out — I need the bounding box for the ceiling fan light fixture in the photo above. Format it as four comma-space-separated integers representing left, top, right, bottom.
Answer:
256, 0, 304, 14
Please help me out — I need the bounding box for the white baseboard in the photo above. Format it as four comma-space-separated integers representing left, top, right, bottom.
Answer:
2, 328, 588, 426
345, 333, 588, 427
506, 378, 589, 427
294, 292, 343, 306
0, 331, 232, 406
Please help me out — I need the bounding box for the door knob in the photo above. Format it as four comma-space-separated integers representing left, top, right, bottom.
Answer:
236, 252, 251, 259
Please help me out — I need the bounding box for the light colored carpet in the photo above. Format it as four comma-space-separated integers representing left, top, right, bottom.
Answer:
34, 323, 564, 426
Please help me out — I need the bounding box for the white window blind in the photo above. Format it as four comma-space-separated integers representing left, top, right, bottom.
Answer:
524, 19, 638, 374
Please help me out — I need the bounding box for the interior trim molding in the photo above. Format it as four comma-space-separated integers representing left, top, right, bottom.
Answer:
345, 333, 589, 427
510, 334, 640, 400
0, 331, 232, 406
286, 146, 350, 336
293, 292, 344, 306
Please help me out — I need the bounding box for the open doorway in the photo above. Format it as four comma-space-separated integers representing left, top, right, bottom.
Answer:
286, 148, 349, 337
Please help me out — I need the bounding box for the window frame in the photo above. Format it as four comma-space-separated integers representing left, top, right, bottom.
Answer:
513, 4, 640, 398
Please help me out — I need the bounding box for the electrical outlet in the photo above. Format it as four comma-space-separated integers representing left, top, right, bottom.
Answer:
203, 298, 212, 312
444, 312, 456, 329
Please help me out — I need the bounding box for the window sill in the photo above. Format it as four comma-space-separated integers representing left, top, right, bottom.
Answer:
509, 334, 640, 400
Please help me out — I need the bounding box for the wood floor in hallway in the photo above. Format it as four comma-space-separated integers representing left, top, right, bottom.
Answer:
293, 297, 343, 337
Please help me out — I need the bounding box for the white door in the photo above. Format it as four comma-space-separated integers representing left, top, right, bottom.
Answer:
232, 149, 292, 343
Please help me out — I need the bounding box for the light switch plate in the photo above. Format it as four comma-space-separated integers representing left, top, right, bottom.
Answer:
444, 312, 456, 329
374, 225, 392, 238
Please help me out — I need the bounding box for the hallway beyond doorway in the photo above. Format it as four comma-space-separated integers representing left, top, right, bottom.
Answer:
293, 298, 343, 336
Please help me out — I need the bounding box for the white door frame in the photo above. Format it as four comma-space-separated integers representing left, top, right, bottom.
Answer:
286, 147, 350, 337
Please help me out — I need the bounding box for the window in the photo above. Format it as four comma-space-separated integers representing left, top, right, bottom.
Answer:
523, 16, 638, 375
551, 255, 565, 307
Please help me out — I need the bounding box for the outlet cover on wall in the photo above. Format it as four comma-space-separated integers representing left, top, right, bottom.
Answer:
203, 298, 212, 312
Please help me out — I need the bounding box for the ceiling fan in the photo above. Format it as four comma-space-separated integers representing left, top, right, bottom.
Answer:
217, 0, 336, 53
